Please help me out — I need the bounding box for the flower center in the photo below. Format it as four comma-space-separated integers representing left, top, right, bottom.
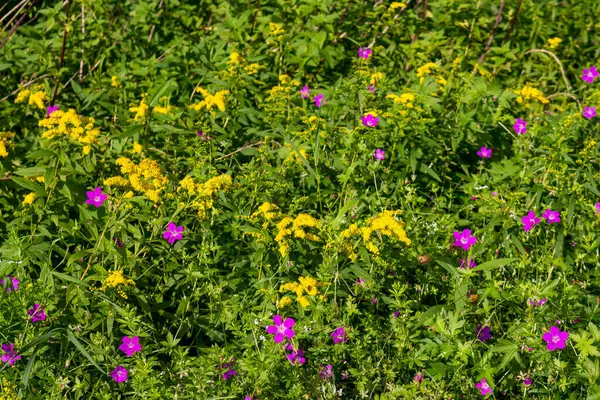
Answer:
94, 196, 101, 202
277, 324, 287, 335
460, 237, 468, 244
552, 335, 560, 343
482, 383, 489, 389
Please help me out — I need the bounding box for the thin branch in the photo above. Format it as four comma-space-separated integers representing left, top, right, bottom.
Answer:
0, 0, 27, 27
503, 0, 523, 44
0, 0, 38, 51
215, 142, 263, 161
547, 92, 582, 113
477, 0, 506, 65
249, 0, 260, 36
147, 0, 164, 44
51, 0, 71, 106
337, 1, 352, 26
524, 49, 571, 92
0, 74, 49, 103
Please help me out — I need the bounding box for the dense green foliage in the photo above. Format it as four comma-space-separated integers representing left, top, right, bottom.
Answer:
1, 0, 600, 398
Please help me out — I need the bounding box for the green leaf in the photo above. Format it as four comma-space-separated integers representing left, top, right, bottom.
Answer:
11, 177, 46, 196
50, 270, 90, 286
18, 345, 38, 397
471, 258, 517, 272
66, 331, 106, 375
149, 79, 178, 107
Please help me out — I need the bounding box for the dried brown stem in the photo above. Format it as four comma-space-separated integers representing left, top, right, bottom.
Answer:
477, 0, 506, 65
249, 0, 260, 36
51, 0, 71, 106
503, 0, 523, 44
0, 0, 38, 51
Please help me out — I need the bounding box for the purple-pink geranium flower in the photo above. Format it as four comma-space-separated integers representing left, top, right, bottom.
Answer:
596, 203, 600, 214
1, 344, 20, 366
414, 372, 423, 383
358, 47, 372, 59
529, 298, 547, 307
477, 147, 492, 159
85, 187, 107, 207
584, 106, 597, 119
523, 378, 532, 386
476, 325, 492, 342
361, 114, 379, 127
331, 327, 348, 344
285, 344, 306, 365
319, 364, 333, 379
541, 209, 560, 224
222, 368, 237, 380
521, 210, 540, 231
459, 258, 476, 269
163, 222, 184, 244
110, 365, 128, 383
300, 85, 310, 99
1, 276, 20, 293
542, 325, 568, 351
266, 315, 295, 343
313, 93, 326, 107
119, 336, 142, 356
373, 149, 385, 161
513, 118, 527, 134
476, 379, 492, 396
582, 66, 598, 83
366, 85, 375, 93
28, 304, 47, 323
46, 105, 59, 117
453, 229, 477, 251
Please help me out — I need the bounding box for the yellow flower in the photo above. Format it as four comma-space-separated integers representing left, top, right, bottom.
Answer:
227, 52, 241, 66
153, 105, 173, 115
22, 192, 36, 206
370, 72, 384, 85
515, 83, 549, 105
104, 157, 168, 202
269, 22, 285, 36
132, 141, 143, 154
129, 97, 149, 121
390, 2, 407, 9
189, 88, 229, 113
100, 270, 135, 299
28, 91, 47, 109
278, 296, 293, 308
417, 62, 438, 78
297, 296, 310, 308
15, 89, 31, 103
547, 37, 562, 49
298, 276, 318, 296
111, 75, 121, 87
0, 132, 15, 157
38, 109, 101, 154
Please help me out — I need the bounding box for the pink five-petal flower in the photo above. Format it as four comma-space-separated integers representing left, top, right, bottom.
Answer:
453, 229, 477, 251
313, 94, 326, 107
361, 114, 379, 127
300, 85, 310, 99
582, 66, 598, 83
85, 187, 107, 207
513, 118, 527, 134
1, 344, 20, 366
163, 222, 184, 244
477, 147, 492, 159
476, 378, 492, 396
110, 365, 128, 383
28, 304, 47, 323
119, 336, 142, 356
583, 106, 597, 119
541, 209, 560, 224
358, 47, 372, 59
373, 149, 385, 161
521, 210, 540, 231
596, 203, 600, 215
46, 105, 59, 117
366, 85, 375, 93
542, 325, 568, 351
0, 276, 20, 293
266, 315, 295, 343
331, 327, 348, 344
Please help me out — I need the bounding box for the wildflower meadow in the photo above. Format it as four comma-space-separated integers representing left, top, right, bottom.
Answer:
2, 0, 600, 398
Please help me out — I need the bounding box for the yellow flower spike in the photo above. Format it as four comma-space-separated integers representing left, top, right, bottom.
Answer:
547, 37, 562, 49
22, 192, 36, 206
129, 97, 149, 121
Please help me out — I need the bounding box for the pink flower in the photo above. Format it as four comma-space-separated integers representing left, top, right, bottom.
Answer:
358, 47, 372, 59
266, 315, 295, 343
596, 203, 600, 214
313, 93, 326, 107
366, 85, 375, 93
373, 149, 385, 161
46, 105, 59, 117
477, 147, 492, 159
119, 336, 142, 356
300, 85, 310, 99
513, 118, 527, 134
27, 304, 46, 323
521, 210, 540, 231
0, 276, 20, 293
85, 187, 107, 207
459, 258, 476, 269
331, 327, 348, 344
414, 372, 423, 383
453, 229, 477, 251
542, 325, 568, 351
163, 222, 184, 244
541, 209, 560, 224
584, 106, 597, 119
285, 344, 306, 365
476, 378, 492, 396
361, 114, 379, 127
523, 378, 532, 386
110, 365, 128, 383
1, 344, 20, 366
582, 66, 598, 83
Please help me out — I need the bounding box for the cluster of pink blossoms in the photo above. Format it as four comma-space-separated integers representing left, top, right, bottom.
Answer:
521, 209, 560, 231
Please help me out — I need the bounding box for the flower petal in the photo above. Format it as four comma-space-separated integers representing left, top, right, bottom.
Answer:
283, 318, 295, 328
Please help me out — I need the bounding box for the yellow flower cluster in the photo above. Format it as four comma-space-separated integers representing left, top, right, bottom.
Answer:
222, 51, 263, 77
416, 62, 438, 79
279, 275, 327, 308
515, 84, 549, 105
189, 87, 229, 113
269, 22, 285, 37
131, 141, 143, 154
104, 157, 168, 202
1, 378, 18, 400
130, 97, 149, 121
38, 109, 101, 155
99, 270, 135, 299
390, 2, 407, 10
547, 37, 562, 49
178, 174, 233, 219
370, 72, 384, 86
22, 192, 36, 206
387, 93, 415, 108
294, 115, 324, 137
251, 201, 280, 225
0, 132, 15, 157
283, 144, 309, 166
262, 75, 301, 120
275, 213, 320, 257
340, 210, 410, 260
111, 75, 121, 87
15, 85, 47, 109
24, 175, 44, 183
